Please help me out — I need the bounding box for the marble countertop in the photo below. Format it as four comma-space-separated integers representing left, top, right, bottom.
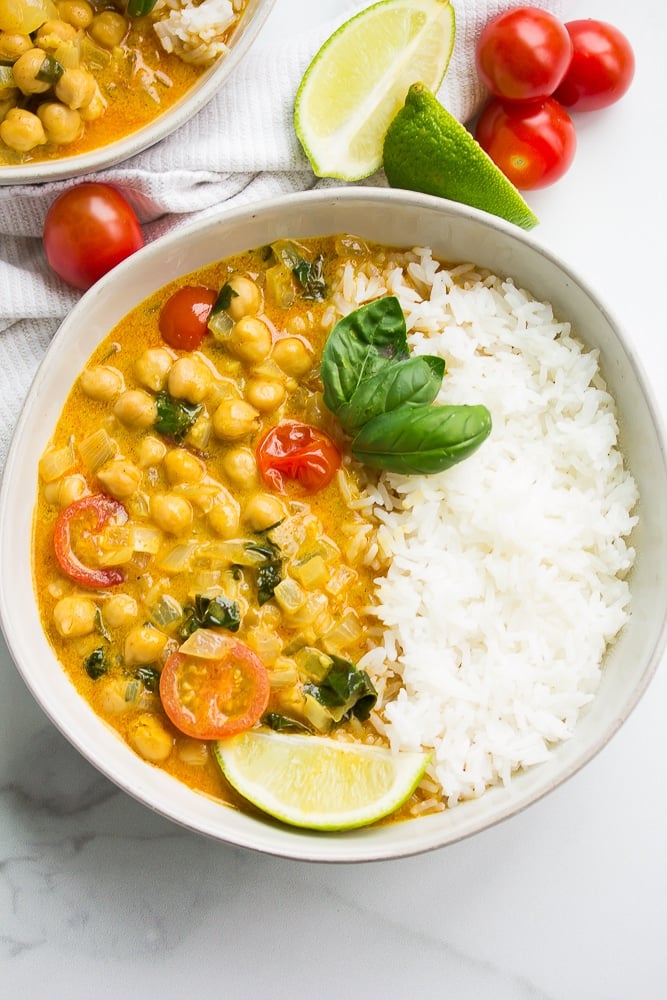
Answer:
2, 0, 666, 997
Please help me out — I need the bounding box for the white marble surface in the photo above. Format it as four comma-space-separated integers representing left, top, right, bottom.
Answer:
2, 0, 666, 997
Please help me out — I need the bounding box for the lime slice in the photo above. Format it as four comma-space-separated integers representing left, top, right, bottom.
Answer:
294, 0, 456, 181
383, 82, 539, 230
214, 731, 431, 830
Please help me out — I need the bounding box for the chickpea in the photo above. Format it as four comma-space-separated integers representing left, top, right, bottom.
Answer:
78, 84, 106, 121
243, 493, 288, 532
53, 595, 97, 638
55, 67, 96, 110
227, 317, 272, 364
150, 493, 193, 535
96, 459, 142, 500
124, 624, 168, 666
137, 435, 167, 468
57, 0, 94, 28
113, 389, 157, 429
37, 101, 81, 144
212, 398, 260, 442
99, 676, 144, 714
0, 107, 46, 151
35, 19, 77, 49
164, 448, 205, 485
79, 364, 124, 402
225, 274, 263, 320
43, 473, 88, 507
208, 495, 240, 538
0, 33, 32, 60
272, 336, 314, 378
103, 593, 138, 629
0, 94, 18, 121
167, 356, 212, 404
134, 347, 173, 392
11, 48, 51, 95
129, 714, 173, 763
245, 378, 286, 413
177, 739, 209, 766
88, 10, 127, 49
220, 446, 258, 488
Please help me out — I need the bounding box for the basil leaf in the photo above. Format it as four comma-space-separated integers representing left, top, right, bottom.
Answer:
305, 655, 378, 723
336, 354, 446, 433
83, 647, 108, 680
262, 712, 311, 734
293, 254, 327, 301
352, 403, 492, 475
211, 281, 238, 313
135, 665, 160, 692
246, 539, 282, 605
179, 594, 241, 638
154, 392, 202, 443
321, 296, 410, 416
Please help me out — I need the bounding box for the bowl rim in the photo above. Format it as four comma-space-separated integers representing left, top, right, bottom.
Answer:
2, 187, 666, 862
0, 0, 277, 187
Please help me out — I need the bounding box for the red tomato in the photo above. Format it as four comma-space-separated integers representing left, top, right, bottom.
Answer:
476, 97, 577, 190
159, 285, 218, 351
43, 183, 144, 291
53, 494, 128, 589
553, 20, 635, 112
159, 641, 270, 740
256, 421, 341, 494
475, 6, 573, 101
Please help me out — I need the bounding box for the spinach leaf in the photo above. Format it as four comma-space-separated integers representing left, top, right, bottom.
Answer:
305, 655, 378, 723
246, 540, 282, 605
179, 594, 241, 639
352, 403, 492, 475
212, 282, 238, 312
262, 712, 311, 734
154, 392, 202, 443
321, 296, 410, 416
336, 354, 446, 433
135, 665, 160, 692
293, 254, 327, 301
83, 647, 108, 680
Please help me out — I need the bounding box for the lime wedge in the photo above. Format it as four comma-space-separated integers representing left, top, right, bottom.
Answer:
214, 731, 431, 830
294, 0, 456, 181
383, 82, 538, 229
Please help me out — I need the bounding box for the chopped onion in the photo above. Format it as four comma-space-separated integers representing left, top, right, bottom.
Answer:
79, 428, 117, 472
156, 541, 197, 574
321, 609, 363, 654
179, 628, 231, 659
39, 440, 76, 483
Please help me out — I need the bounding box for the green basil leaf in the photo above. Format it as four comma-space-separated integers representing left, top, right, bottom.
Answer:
321, 296, 410, 416
179, 594, 241, 638
83, 647, 108, 680
336, 354, 446, 433
154, 392, 202, 443
305, 655, 378, 723
262, 712, 311, 734
352, 403, 492, 475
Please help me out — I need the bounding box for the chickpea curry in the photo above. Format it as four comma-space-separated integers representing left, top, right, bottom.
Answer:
0, 0, 247, 164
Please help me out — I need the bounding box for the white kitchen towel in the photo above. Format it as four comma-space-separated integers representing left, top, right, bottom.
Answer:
0, 0, 565, 459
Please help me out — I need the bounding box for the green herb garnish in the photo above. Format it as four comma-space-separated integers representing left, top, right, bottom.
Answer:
305, 655, 377, 723
83, 647, 108, 680
154, 392, 202, 443
179, 594, 241, 639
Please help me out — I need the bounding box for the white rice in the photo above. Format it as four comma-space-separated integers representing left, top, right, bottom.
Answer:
334, 248, 638, 807
152, 0, 244, 66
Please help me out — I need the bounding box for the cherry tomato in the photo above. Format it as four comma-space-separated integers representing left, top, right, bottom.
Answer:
53, 494, 128, 589
476, 97, 576, 190
553, 20, 635, 112
475, 7, 573, 101
159, 285, 218, 351
43, 183, 144, 291
256, 421, 341, 494
159, 641, 270, 740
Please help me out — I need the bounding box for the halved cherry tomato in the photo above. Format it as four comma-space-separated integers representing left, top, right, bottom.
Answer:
53, 494, 128, 589
159, 640, 270, 740
475, 96, 576, 190
553, 20, 635, 112
256, 421, 341, 494
43, 183, 144, 291
475, 7, 573, 102
159, 285, 218, 351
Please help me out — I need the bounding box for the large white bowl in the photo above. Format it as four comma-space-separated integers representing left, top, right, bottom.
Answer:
0, 0, 276, 186
2, 189, 666, 862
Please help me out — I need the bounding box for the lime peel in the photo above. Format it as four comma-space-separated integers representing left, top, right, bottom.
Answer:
214, 730, 432, 831
294, 0, 456, 181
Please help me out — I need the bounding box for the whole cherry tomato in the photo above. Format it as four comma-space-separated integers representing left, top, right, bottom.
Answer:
53, 494, 129, 589
43, 183, 144, 290
160, 640, 270, 740
475, 6, 573, 101
553, 20, 635, 112
159, 285, 218, 351
475, 96, 577, 190
256, 421, 341, 494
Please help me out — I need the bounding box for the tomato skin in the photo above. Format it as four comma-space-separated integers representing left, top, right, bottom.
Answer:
476, 97, 576, 190
53, 494, 128, 589
553, 20, 635, 112
159, 285, 218, 351
256, 421, 341, 494
43, 183, 144, 291
475, 7, 573, 101
159, 641, 270, 740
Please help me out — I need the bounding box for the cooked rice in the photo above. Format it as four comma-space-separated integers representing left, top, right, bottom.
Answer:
152, 0, 244, 66
332, 247, 638, 807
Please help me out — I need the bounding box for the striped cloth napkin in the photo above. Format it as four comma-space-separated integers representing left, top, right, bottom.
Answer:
0, 0, 565, 461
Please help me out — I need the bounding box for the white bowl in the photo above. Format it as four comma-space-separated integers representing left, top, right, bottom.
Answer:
2, 189, 666, 862
0, 0, 276, 187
